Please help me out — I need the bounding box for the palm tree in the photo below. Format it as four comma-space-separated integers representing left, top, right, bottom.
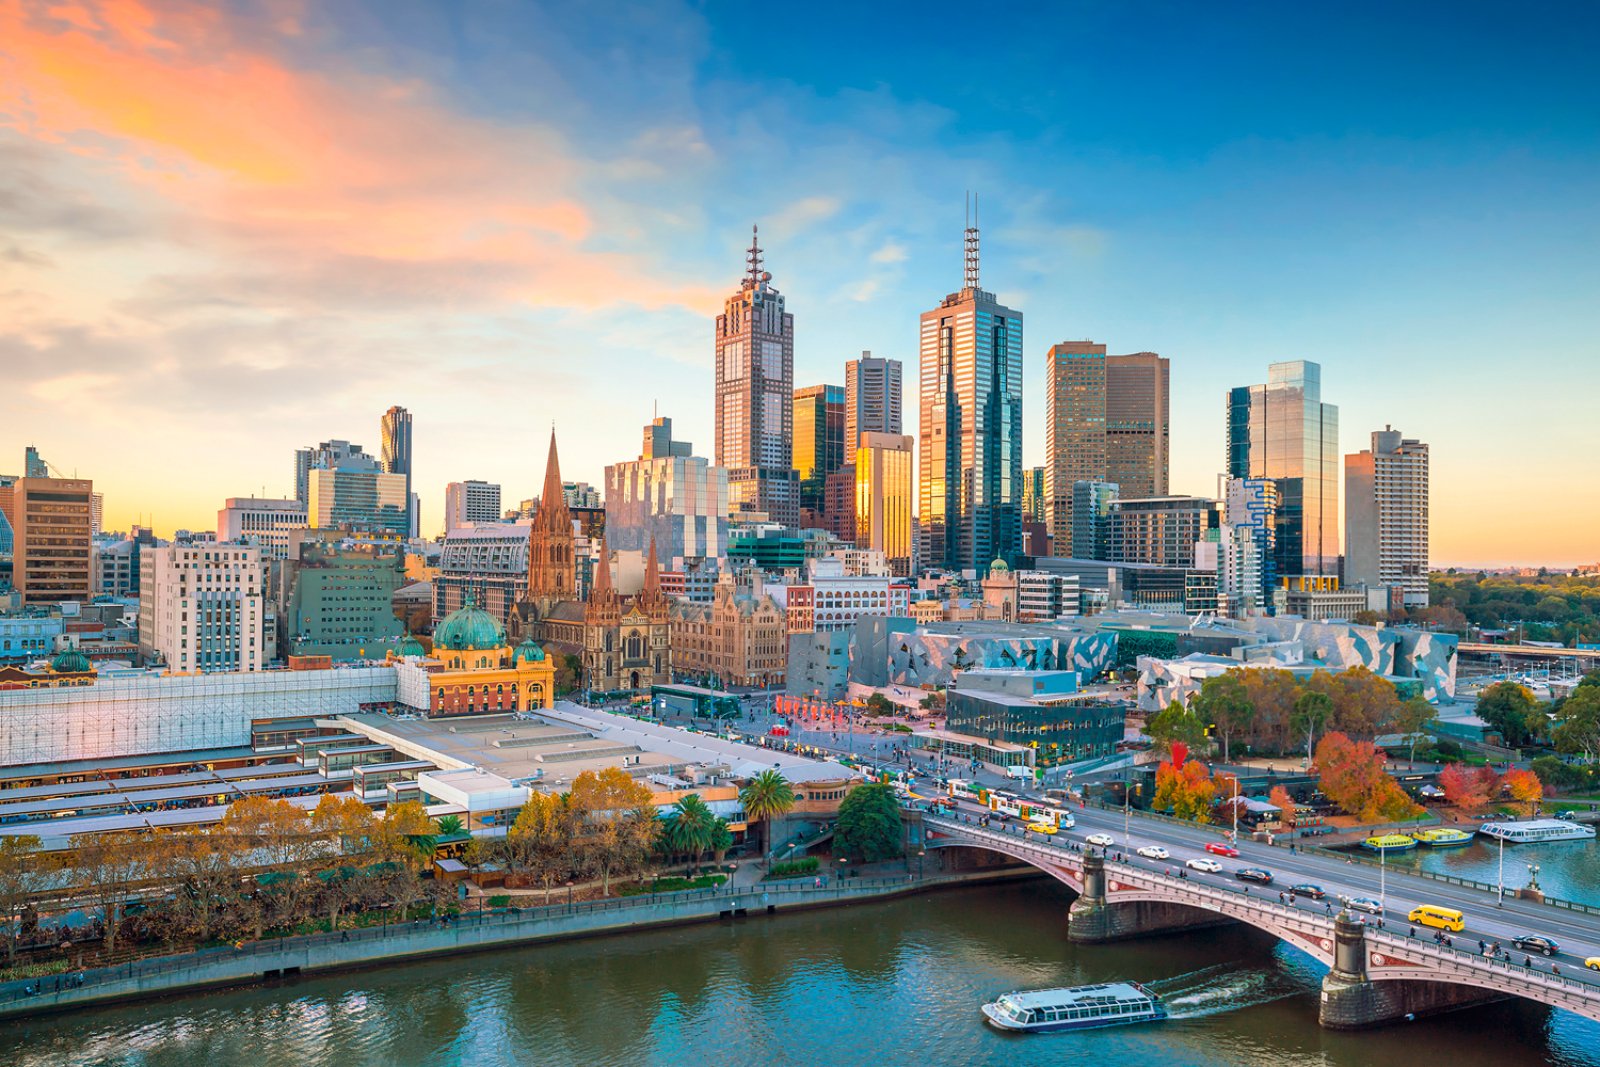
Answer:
740, 770, 797, 866
664, 795, 718, 871
709, 819, 733, 865
435, 814, 465, 837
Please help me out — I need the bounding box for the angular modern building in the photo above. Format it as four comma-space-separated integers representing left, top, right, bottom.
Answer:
380, 406, 417, 537
793, 384, 845, 517
854, 432, 913, 577
715, 227, 798, 526
844, 352, 903, 447
1345, 426, 1430, 608
918, 213, 1023, 575
604, 416, 729, 567
1226, 360, 1340, 579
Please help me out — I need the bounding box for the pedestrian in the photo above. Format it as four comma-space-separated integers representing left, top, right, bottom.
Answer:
1479, 939, 1486, 954
1525, 956, 1533, 968
1553, 964, 1561, 976
1409, 926, 1415, 938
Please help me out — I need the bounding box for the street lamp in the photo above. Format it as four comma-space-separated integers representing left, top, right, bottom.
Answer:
1497, 834, 1506, 906
565, 880, 574, 908
1527, 863, 1542, 894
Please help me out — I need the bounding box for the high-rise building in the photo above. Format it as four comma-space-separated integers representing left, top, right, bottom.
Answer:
306, 464, 409, 536
217, 498, 307, 560
793, 384, 845, 516
1, 468, 94, 604
0, 473, 16, 556
605, 416, 729, 566
1044, 344, 1169, 551
1108, 496, 1218, 568
1223, 477, 1278, 604
715, 227, 798, 526
854, 432, 913, 577
444, 481, 502, 532
89, 492, 103, 536
294, 440, 370, 505
1021, 466, 1047, 524
844, 352, 902, 448
138, 544, 267, 672
1345, 426, 1430, 608
918, 209, 1023, 575
1227, 360, 1340, 578
281, 530, 406, 661
822, 466, 857, 545
380, 406, 417, 538
1070, 480, 1119, 561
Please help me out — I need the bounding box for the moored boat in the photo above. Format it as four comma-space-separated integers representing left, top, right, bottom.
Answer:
1363, 833, 1418, 853
1478, 819, 1597, 844
982, 981, 1167, 1033
1414, 828, 1474, 848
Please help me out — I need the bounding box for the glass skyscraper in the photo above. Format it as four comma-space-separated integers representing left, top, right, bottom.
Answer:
793, 384, 845, 517
1226, 361, 1340, 579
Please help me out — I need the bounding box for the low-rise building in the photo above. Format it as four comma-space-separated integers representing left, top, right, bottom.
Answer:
670, 574, 787, 687
945, 669, 1125, 769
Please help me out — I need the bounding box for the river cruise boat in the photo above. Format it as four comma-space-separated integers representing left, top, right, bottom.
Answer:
1479, 819, 1597, 844
1362, 833, 1418, 853
982, 981, 1166, 1033
1414, 828, 1474, 848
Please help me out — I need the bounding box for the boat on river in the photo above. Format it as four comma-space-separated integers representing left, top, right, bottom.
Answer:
1362, 833, 1418, 853
1414, 828, 1474, 848
1479, 819, 1597, 844
982, 981, 1167, 1033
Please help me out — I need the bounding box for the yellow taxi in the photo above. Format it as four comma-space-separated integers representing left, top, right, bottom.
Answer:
1028, 820, 1059, 836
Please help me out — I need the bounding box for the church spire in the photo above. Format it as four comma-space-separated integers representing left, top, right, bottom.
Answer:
589, 533, 613, 599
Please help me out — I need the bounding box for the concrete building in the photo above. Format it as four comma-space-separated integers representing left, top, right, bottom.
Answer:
93, 527, 157, 598
0, 471, 94, 604
716, 227, 798, 526
1227, 360, 1340, 578
918, 213, 1023, 575
1223, 477, 1279, 604
1109, 496, 1219, 568
281, 531, 407, 661
1016, 569, 1081, 622
293, 439, 369, 506
783, 557, 906, 634
138, 544, 267, 673
844, 352, 902, 449
1193, 524, 1265, 618
605, 417, 729, 567
443, 481, 502, 533
854, 432, 913, 577
1278, 577, 1368, 622
822, 465, 856, 544
435, 522, 532, 633
380, 406, 416, 537
670, 573, 787, 687
946, 669, 1124, 769
1070, 480, 1119, 561
793, 384, 845, 518
217, 498, 306, 560
1345, 426, 1430, 608
1104, 352, 1170, 500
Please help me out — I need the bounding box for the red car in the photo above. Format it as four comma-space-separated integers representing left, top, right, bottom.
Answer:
1205, 842, 1240, 858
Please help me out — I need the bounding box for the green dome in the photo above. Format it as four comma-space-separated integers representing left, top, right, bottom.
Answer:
514, 638, 546, 663
397, 634, 426, 658
51, 647, 92, 673
433, 593, 506, 652
989, 557, 1010, 574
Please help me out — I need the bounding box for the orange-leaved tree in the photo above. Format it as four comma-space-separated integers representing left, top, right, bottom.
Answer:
1314, 732, 1422, 823
1502, 767, 1544, 812
1154, 756, 1216, 823
1269, 784, 1297, 828
1438, 763, 1496, 810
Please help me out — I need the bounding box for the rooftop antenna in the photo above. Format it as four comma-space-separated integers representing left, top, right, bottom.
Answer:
965, 191, 981, 290
746, 224, 763, 288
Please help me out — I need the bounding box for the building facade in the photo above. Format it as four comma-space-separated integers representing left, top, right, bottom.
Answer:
294, 440, 369, 506
400, 594, 554, 717
1223, 477, 1279, 603
854, 432, 913, 576
306, 465, 409, 536
670, 573, 787, 687
715, 228, 798, 526
217, 498, 306, 560
138, 544, 267, 673
436, 522, 532, 633
444, 480, 502, 533
1021, 466, 1047, 524
1104, 352, 1170, 500
605, 416, 729, 566
1345, 426, 1430, 608
793, 384, 845, 518
844, 352, 903, 448
1070, 480, 1119, 561
1, 473, 94, 604
1108, 497, 1219, 569
583, 539, 672, 694
380, 406, 416, 537
282, 532, 406, 661
945, 669, 1124, 769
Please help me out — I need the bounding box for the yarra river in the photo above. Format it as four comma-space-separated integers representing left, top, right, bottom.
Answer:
4, 841, 1600, 1067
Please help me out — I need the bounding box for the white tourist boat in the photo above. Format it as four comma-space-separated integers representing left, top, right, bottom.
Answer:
982, 981, 1167, 1033
1478, 819, 1596, 844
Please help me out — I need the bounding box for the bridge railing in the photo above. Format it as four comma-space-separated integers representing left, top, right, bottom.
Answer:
1367, 929, 1600, 1003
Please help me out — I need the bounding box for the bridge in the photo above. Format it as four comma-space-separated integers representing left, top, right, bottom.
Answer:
919, 809, 1600, 1029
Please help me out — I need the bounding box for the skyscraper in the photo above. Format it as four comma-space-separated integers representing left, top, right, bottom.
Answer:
844, 352, 902, 448
1223, 477, 1278, 601
444, 480, 503, 532
2, 466, 94, 604
715, 227, 798, 526
380, 406, 416, 537
793, 384, 845, 517
918, 207, 1023, 575
1345, 426, 1429, 607
1070, 480, 1119, 560
294, 440, 370, 505
1226, 360, 1340, 579
1021, 466, 1047, 524
605, 416, 729, 566
854, 432, 914, 576
1044, 343, 1169, 552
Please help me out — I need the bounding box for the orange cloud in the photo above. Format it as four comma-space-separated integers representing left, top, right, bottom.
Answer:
1, 0, 721, 311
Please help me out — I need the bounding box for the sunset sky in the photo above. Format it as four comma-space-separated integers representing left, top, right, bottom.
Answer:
3, 0, 1597, 567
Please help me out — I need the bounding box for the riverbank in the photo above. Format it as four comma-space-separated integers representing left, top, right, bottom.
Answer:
0, 866, 1040, 1023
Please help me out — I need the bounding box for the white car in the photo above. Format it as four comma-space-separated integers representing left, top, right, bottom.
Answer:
1085, 833, 1115, 848
1339, 895, 1384, 915
1136, 845, 1170, 860
1185, 858, 1222, 873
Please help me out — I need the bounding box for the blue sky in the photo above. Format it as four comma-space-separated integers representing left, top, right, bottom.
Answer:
3, 0, 1597, 563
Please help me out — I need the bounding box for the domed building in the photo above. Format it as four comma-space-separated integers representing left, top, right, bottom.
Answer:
980, 558, 1018, 623
393, 592, 555, 717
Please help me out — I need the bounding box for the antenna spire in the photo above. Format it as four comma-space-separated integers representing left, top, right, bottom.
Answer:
745, 224, 764, 288
964, 191, 980, 290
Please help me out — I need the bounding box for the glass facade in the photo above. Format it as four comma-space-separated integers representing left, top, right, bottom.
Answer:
716, 235, 797, 525
945, 689, 1123, 767
854, 433, 913, 576
793, 384, 845, 514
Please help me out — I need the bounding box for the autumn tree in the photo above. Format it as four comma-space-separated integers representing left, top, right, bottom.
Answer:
1153, 758, 1216, 823
509, 791, 579, 902
1503, 768, 1544, 812
1234, 669, 1302, 753
1438, 763, 1495, 810
311, 794, 378, 859
221, 796, 316, 868
1313, 732, 1421, 823
0, 835, 52, 964
1268, 785, 1297, 829
70, 832, 151, 953
569, 768, 656, 896
374, 800, 437, 869
158, 829, 241, 943
1192, 672, 1254, 763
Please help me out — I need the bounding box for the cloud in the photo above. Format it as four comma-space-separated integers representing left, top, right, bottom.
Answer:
1, 243, 55, 268
869, 239, 908, 264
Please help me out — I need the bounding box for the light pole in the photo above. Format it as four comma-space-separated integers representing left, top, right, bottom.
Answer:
1379, 843, 1387, 915
1497, 834, 1506, 906
1230, 776, 1241, 842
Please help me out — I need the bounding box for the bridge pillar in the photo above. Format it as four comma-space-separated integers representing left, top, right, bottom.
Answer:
1319, 913, 1503, 1029
1066, 853, 1230, 943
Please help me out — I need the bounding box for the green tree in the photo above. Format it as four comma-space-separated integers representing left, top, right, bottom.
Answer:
1193, 672, 1255, 763
1144, 701, 1209, 756
435, 814, 466, 837
662, 794, 719, 869
835, 784, 903, 863
1552, 685, 1600, 759
1475, 682, 1546, 748
740, 769, 797, 863
1291, 690, 1334, 765
1393, 696, 1435, 764
709, 819, 734, 864
865, 693, 897, 716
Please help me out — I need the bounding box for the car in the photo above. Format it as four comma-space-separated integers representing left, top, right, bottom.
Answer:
1338, 895, 1384, 915
1028, 821, 1059, 836
1085, 833, 1115, 848
1556, 811, 1576, 821
1185, 858, 1223, 873
1234, 867, 1274, 885
1205, 842, 1240, 858
1136, 845, 1170, 860
1289, 883, 1327, 900
1586, 957, 1600, 971
1512, 934, 1561, 956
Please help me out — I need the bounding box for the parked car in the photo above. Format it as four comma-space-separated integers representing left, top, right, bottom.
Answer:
1512, 934, 1561, 956
1185, 858, 1223, 873
1289, 883, 1327, 900
1234, 867, 1274, 885
1136, 845, 1170, 860
1205, 842, 1240, 858
1338, 895, 1384, 915
1085, 833, 1116, 848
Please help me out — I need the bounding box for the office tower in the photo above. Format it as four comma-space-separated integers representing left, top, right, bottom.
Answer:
1108, 496, 1218, 568
444, 481, 503, 532
1070, 480, 1119, 560
715, 226, 798, 526
0, 473, 13, 556
562, 482, 602, 510
23, 447, 48, 478
294, 440, 370, 504
281, 530, 406, 661
823, 465, 857, 543
1, 464, 94, 604
305, 459, 409, 536
605, 416, 729, 566
854, 432, 914, 577
918, 207, 1023, 574
793, 384, 845, 516
1044, 343, 1169, 551
217, 497, 308, 560
380, 406, 416, 537
138, 543, 266, 672
1021, 466, 1047, 524
89, 492, 104, 536
1345, 426, 1430, 607
1223, 477, 1278, 602
1227, 360, 1340, 578
845, 352, 903, 447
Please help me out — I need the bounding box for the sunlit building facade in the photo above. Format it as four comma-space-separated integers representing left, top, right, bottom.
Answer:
854, 432, 913, 577
1345, 426, 1430, 608
793, 384, 845, 517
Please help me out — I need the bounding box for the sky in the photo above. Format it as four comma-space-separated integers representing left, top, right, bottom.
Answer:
3, 0, 1598, 567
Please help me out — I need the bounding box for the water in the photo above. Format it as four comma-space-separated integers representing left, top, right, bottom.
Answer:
1380, 832, 1600, 903
4, 880, 1598, 1067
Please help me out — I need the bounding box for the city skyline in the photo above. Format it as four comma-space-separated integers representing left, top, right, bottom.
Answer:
4, 2, 1598, 566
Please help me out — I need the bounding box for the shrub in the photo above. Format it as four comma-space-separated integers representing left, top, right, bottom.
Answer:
765, 857, 820, 879
487, 895, 512, 909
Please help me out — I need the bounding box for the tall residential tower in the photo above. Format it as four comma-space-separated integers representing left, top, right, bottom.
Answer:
844, 352, 903, 447
1345, 426, 1429, 608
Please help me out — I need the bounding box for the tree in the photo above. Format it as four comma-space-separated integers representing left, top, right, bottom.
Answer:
310, 794, 377, 859
1553, 686, 1600, 759
865, 693, 896, 716
661, 794, 719, 870
1313, 732, 1422, 823
569, 768, 657, 896
1503, 768, 1544, 812
1438, 762, 1495, 810
709, 819, 734, 864
1144, 702, 1209, 757
1268, 785, 1297, 829
435, 814, 466, 837
1393, 696, 1435, 764
1291, 690, 1334, 765
1153, 758, 1216, 822
510, 792, 579, 901
70, 832, 150, 953
0, 835, 51, 964
221, 796, 315, 868
159, 829, 240, 944
740, 769, 797, 862
835, 784, 903, 862
1233, 669, 1301, 754
1193, 672, 1254, 763
375, 800, 439, 868
1475, 682, 1546, 748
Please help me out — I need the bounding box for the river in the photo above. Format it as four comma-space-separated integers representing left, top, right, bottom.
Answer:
4, 874, 1600, 1067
